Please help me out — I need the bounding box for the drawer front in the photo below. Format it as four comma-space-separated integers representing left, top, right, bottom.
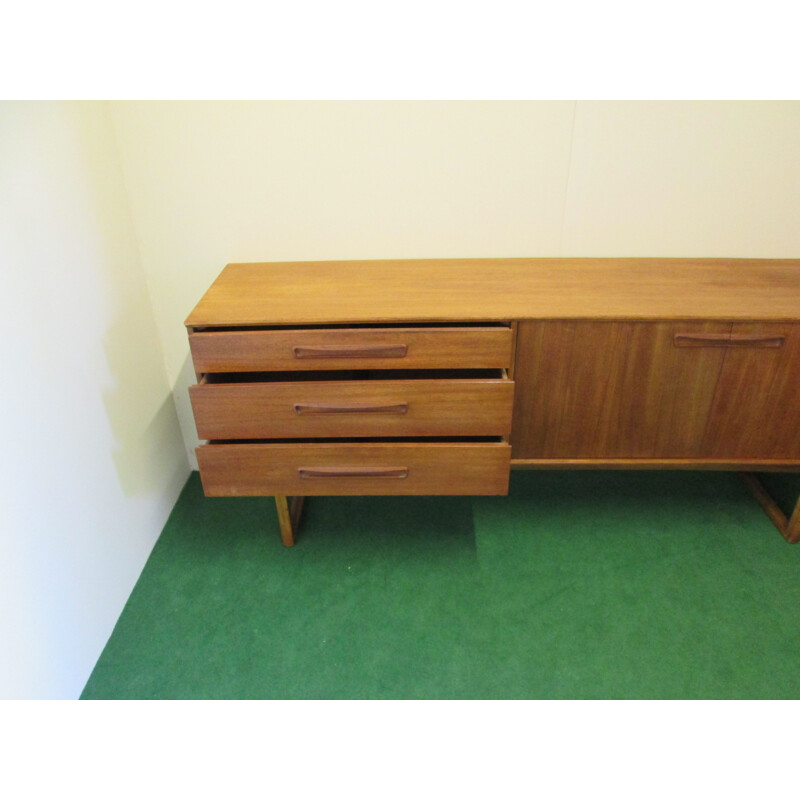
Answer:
189, 326, 513, 372
190, 378, 514, 439
197, 441, 511, 496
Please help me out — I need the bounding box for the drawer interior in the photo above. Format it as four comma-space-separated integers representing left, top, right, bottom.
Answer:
206, 436, 508, 444
200, 368, 508, 384
192, 322, 512, 332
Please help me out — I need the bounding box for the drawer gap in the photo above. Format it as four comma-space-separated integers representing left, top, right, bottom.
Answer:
202, 368, 507, 384
207, 436, 506, 445
192, 322, 511, 332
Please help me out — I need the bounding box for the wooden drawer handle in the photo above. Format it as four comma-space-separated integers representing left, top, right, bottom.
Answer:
298, 466, 409, 479
294, 402, 409, 415
727, 334, 786, 348
674, 333, 786, 348
674, 333, 730, 347
293, 344, 408, 359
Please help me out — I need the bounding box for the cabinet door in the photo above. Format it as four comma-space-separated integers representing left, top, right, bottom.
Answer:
702, 323, 800, 459
511, 321, 731, 459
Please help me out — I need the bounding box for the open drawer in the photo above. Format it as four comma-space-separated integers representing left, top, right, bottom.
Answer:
189, 369, 514, 439
189, 325, 513, 372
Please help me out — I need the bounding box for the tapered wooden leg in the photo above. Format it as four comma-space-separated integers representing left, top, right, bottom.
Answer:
274, 495, 306, 547
275, 495, 294, 546
741, 473, 800, 544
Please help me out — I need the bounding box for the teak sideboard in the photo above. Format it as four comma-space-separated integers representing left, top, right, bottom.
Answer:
185, 258, 800, 547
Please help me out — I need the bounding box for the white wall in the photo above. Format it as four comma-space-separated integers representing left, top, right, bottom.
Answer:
562, 101, 800, 256
109, 101, 800, 467
0, 102, 189, 699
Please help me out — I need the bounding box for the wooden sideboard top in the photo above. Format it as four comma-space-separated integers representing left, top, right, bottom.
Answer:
185, 258, 800, 327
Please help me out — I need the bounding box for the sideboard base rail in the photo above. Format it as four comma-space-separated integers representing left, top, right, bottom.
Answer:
268, 471, 800, 547
740, 474, 800, 544
510, 459, 800, 471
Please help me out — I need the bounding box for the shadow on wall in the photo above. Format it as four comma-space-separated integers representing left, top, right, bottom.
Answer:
174, 351, 203, 469
53, 101, 192, 501
108, 391, 185, 497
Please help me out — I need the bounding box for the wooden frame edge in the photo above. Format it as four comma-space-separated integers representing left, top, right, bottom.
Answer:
741, 474, 800, 544
511, 459, 800, 471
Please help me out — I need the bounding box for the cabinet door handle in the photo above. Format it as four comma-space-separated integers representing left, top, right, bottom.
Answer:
674, 333, 731, 347
293, 402, 408, 415
298, 466, 409, 479
293, 344, 408, 359
674, 333, 786, 348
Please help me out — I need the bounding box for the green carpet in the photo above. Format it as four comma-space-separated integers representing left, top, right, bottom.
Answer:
81, 470, 800, 699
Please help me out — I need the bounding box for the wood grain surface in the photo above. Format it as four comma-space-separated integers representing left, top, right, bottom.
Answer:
185, 259, 800, 327
511, 321, 731, 459
511, 459, 800, 470
703, 323, 800, 458
196, 441, 511, 496
190, 376, 514, 439
512, 320, 800, 461
189, 326, 513, 372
